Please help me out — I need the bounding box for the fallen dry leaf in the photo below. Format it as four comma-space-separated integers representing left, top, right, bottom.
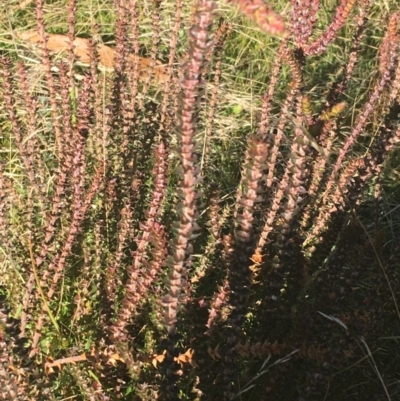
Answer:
106, 352, 125, 367
175, 348, 195, 367
44, 353, 87, 375
16, 30, 169, 84
152, 350, 166, 369
151, 349, 195, 368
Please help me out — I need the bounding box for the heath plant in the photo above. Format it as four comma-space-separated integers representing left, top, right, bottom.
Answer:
0, 0, 400, 400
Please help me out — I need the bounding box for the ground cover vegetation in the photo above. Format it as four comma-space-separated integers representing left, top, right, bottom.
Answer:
0, 0, 400, 400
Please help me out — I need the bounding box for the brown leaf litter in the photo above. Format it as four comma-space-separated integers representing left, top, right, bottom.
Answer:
16, 30, 169, 84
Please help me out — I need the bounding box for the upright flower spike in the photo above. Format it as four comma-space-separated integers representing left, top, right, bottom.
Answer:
230, 0, 287, 36
35, 0, 63, 158
305, 0, 357, 55
159, 1, 216, 399
290, 0, 320, 48
162, 0, 216, 336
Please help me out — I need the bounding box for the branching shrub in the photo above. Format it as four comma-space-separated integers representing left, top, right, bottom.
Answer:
0, 0, 400, 400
